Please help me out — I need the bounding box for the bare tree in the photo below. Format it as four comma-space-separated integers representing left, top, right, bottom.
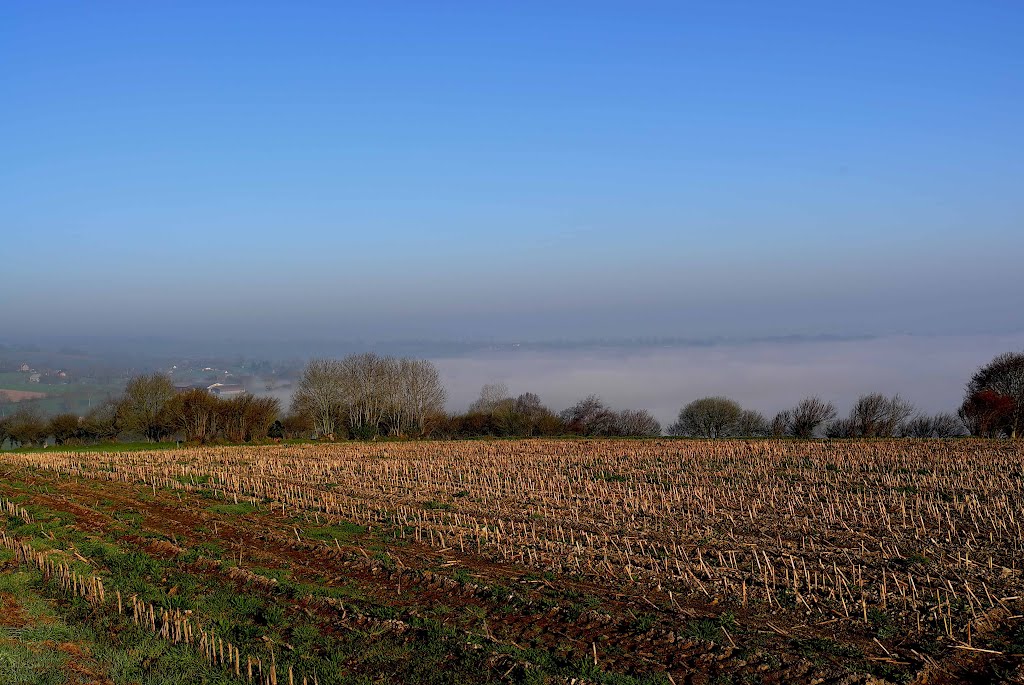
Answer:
169, 388, 220, 443
49, 413, 82, 445
931, 412, 967, 438
492, 392, 564, 436
848, 393, 915, 437
615, 409, 661, 436
291, 359, 346, 439
468, 383, 511, 414
770, 410, 792, 438
281, 412, 313, 439
785, 396, 837, 439
824, 417, 856, 439
6, 405, 48, 447
341, 353, 390, 437
220, 395, 251, 443
293, 354, 445, 440
735, 409, 769, 437
900, 413, 967, 438
963, 352, 1024, 438
560, 395, 619, 436
668, 397, 742, 438
116, 374, 177, 442
397, 358, 446, 436
513, 393, 561, 436
243, 395, 280, 441
80, 401, 119, 443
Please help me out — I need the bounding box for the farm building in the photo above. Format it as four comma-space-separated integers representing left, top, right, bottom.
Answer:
207, 382, 246, 398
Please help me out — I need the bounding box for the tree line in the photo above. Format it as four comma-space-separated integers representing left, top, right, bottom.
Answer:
665, 350, 1023, 439
428, 384, 662, 438
0, 374, 282, 448
1, 349, 1021, 447
665, 394, 963, 439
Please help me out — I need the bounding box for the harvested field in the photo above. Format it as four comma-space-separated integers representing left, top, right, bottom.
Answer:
0, 389, 47, 402
0, 439, 1022, 684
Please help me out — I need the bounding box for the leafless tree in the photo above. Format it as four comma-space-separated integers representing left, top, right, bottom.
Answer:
848, 393, 915, 437
291, 359, 346, 439
80, 401, 119, 443
513, 393, 562, 435
735, 409, 769, 437
963, 352, 1024, 438
169, 388, 220, 443
560, 395, 619, 436
293, 354, 445, 439
900, 413, 967, 438
784, 396, 837, 439
486, 392, 563, 436
242, 395, 280, 441
770, 410, 792, 438
116, 374, 177, 442
824, 417, 856, 439
341, 353, 390, 436
468, 383, 511, 414
395, 358, 446, 436
931, 412, 967, 438
6, 405, 48, 447
668, 397, 742, 438
49, 413, 82, 445
615, 409, 661, 437
220, 394, 258, 443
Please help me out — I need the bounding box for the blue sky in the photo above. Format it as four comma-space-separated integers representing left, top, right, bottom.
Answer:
3, 2, 1022, 340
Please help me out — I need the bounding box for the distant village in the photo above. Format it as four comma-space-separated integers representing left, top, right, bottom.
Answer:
1, 351, 296, 420
173, 380, 248, 398
17, 363, 68, 385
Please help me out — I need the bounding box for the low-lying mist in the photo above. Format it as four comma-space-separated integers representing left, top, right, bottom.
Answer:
425, 333, 1024, 427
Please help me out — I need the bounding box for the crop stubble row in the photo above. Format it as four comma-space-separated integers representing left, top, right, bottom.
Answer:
6, 439, 1023, 646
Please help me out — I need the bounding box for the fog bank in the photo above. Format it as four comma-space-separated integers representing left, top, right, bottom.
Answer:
430, 333, 1024, 427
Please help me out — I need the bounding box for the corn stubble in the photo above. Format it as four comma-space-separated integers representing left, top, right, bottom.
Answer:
5, 439, 1024, 668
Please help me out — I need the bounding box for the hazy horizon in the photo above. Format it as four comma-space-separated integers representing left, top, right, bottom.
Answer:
5, 331, 1022, 429
4, 2, 1023, 343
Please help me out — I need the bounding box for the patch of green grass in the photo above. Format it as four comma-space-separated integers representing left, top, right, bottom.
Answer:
304, 521, 367, 544
181, 541, 225, 562
864, 661, 913, 684
867, 608, 898, 639
363, 603, 399, 620
574, 656, 672, 684
0, 631, 76, 684
791, 637, 864, 660
207, 502, 258, 516
0, 571, 98, 683
113, 510, 144, 528
373, 551, 396, 570
629, 613, 659, 633
8, 441, 185, 455
891, 551, 931, 570
684, 619, 721, 643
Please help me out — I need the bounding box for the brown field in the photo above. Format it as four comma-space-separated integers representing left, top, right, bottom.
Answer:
1, 439, 1022, 684
0, 388, 47, 402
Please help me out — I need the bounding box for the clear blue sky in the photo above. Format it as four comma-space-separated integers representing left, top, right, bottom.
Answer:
3, 2, 1022, 340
